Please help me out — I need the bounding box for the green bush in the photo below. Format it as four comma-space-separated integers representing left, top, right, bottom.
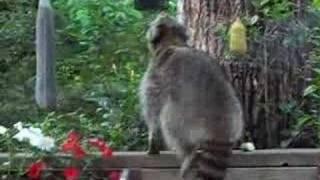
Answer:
0, 0, 176, 151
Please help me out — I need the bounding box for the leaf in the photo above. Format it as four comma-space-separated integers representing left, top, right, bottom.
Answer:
250, 15, 259, 25
260, 0, 270, 6
313, 68, 320, 74
313, 0, 320, 9
303, 85, 318, 96
296, 115, 312, 128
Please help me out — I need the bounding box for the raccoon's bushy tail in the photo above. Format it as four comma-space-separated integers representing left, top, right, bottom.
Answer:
196, 140, 233, 180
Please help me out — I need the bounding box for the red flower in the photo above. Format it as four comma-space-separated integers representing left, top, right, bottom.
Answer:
61, 131, 86, 159
101, 147, 113, 158
63, 167, 81, 180
88, 138, 106, 148
61, 139, 76, 152
88, 138, 113, 159
27, 161, 46, 180
62, 131, 80, 152
67, 131, 81, 142
72, 143, 87, 159
61, 141, 86, 159
108, 171, 121, 180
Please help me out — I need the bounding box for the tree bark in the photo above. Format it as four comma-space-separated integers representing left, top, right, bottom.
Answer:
177, 0, 245, 59
178, 0, 310, 148
293, 0, 308, 18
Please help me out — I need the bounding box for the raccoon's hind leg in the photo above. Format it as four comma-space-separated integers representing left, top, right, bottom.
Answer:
140, 77, 167, 155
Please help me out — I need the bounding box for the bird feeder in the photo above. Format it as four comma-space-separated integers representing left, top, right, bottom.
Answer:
229, 17, 247, 56
134, 0, 166, 10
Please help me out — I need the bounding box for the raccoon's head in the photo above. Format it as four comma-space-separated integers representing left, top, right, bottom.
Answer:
146, 12, 189, 53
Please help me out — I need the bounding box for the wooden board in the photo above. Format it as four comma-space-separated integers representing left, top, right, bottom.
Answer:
98, 149, 320, 168
0, 149, 319, 168
138, 167, 319, 180
230, 149, 320, 167
0, 150, 318, 180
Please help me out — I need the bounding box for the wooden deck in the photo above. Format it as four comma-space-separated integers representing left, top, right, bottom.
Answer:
101, 149, 320, 180
0, 149, 319, 179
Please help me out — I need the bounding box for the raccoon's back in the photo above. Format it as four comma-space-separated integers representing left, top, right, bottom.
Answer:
161, 46, 243, 142
164, 47, 236, 108
166, 48, 241, 119
158, 47, 243, 180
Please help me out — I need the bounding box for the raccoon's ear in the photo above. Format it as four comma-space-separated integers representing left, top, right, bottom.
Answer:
151, 24, 170, 45
174, 25, 189, 42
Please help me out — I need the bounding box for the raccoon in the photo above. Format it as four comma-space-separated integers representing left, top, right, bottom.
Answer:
139, 12, 244, 180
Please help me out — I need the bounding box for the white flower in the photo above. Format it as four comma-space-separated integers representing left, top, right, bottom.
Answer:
29, 127, 43, 135
0, 126, 7, 135
13, 128, 41, 142
240, 142, 256, 152
37, 136, 55, 151
13, 122, 23, 131
13, 127, 55, 151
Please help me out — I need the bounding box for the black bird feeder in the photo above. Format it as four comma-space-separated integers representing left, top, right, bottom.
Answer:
134, 0, 167, 10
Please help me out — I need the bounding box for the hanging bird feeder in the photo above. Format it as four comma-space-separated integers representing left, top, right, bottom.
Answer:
134, 0, 166, 10
229, 17, 248, 56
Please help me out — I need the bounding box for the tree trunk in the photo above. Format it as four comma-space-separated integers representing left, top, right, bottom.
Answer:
293, 0, 308, 18
178, 0, 311, 148
177, 0, 245, 59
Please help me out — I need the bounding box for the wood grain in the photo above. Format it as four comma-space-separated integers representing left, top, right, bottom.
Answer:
138, 167, 319, 180
0, 149, 319, 168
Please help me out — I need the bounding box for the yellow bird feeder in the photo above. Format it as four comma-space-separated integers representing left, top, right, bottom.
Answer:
229, 17, 247, 56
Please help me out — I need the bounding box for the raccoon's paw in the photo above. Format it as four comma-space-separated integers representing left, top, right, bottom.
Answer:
147, 140, 160, 155
147, 146, 160, 155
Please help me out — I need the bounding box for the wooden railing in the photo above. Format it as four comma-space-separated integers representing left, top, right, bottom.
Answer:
0, 149, 319, 180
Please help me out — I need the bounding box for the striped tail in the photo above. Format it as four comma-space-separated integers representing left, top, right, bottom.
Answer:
196, 140, 233, 180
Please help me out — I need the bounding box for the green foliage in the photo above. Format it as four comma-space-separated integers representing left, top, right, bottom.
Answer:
298, 26, 320, 138
0, 0, 177, 152
48, 0, 157, 150
252, 0, 294, 20
49, 0, 154, 150
313, 0, 320, 9
0, 0, 38, 125
2, 0, 320, 153
280, 12, 320, 145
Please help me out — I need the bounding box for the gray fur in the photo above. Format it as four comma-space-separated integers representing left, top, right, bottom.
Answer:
139, 13, 243, 179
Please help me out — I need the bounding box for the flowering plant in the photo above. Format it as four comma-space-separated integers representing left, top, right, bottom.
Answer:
5, 122, 121, 180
